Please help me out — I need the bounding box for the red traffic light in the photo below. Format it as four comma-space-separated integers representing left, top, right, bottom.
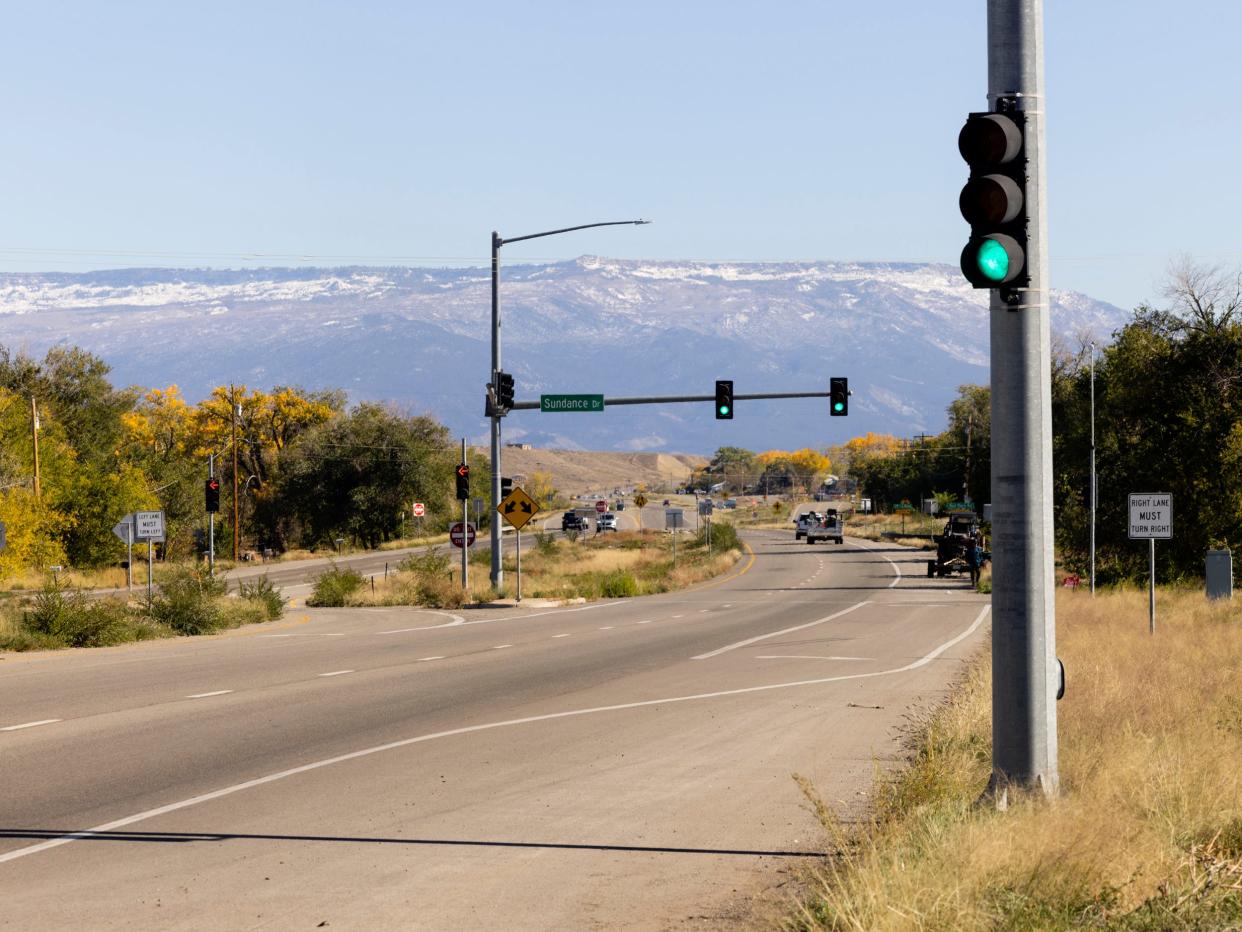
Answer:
207, 478, 220, 492
456, 463, 469, 478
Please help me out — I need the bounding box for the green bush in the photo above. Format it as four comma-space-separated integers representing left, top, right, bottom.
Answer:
307, 564, 365, 607
149, 565, 227, 635
238, 575, 285, 620
23, 581, 137, 648
414, 574, 466, 609
399, 547, 452, 577
695, 521, 740, 552
600, 570, 640, 598
533, 532, 558, 556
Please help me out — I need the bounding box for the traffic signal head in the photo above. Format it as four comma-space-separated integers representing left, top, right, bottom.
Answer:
958, 110, 1028, 289
496, 371, 515, 411
455, 462, 470, 500
715, 380, 733, 420
830, 377, 849, 416
501, 476, 513, 498
205, 477, 221, 513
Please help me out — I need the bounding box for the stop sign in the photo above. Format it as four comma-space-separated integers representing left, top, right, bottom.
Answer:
449, 522, 476, 548
412, 502, 425, 517
595, 500, 607, 513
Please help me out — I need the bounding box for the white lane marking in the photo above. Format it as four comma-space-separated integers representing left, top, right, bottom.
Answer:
318, 670, 354, 677
552, 633, 572, 639
186, 690, 233, 699
492, 644, 512, 650
636, 620, 653, 625
848, 539, 903, 588
698, 609, 710, 613
692, 601, 871, 660
0, 719, 61, 732
756, 655, 874, 661
378, 611, 466, 634
672, 614, 684, 618
0, 606, 989, 868
260, 633, 346, 638
417, 656, 444, 662
722, 604, 731, 608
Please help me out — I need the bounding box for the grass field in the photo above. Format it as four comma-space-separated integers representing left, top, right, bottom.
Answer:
791, 585, 1242, 930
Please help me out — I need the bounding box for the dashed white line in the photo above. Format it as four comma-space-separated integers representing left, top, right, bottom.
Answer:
417, 656, 444, 662
492, 644, 512, 650
672, 614, 684, 618
599, 626, 615, 630
1, 719, 61, 731
637, 620, 653, 625
186, 690, 233, 699
756, 655, 874, 661
552, 633, 572, 638
318, 670, 354, 677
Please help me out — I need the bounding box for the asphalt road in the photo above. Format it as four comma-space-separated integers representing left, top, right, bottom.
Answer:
0, 529, 988, 929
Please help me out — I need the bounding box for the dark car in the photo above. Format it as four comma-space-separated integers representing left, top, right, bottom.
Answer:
561, 512, 588, 532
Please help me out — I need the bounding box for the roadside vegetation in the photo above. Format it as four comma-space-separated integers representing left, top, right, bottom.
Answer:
307, 528, 744, 609
790, 586, 1242, 930
0, 567, 285, 651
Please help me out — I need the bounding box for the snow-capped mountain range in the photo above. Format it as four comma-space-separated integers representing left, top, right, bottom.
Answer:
0, 258, 1128, 453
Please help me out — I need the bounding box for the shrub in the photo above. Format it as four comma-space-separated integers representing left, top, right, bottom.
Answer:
414, 574, 466, 609
399, 547, 452, 577
23, 582, 136, 647
600, 570, 640, 598
534, 532, 558, 556
149, 565, 227, 635
238, 575, 285, 620
307, 564, 365, 607
695, 521, 740, 553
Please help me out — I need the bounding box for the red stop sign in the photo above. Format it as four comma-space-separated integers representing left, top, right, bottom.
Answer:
595, 500, 607, 513
449, 522, 476, 548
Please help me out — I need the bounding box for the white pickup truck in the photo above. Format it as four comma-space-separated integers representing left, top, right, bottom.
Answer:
794, 511, 822, 541
805, 509, 844, 545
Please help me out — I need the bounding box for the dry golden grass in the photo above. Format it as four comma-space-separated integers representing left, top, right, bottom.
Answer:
2, 565, 130, 591
794, 586, 1242, 930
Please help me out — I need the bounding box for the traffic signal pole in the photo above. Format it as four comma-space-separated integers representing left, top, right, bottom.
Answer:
986, 0, 1059, 800
490, 232, 503, 590
208, 453, 216, 578
461, 437, 469, 592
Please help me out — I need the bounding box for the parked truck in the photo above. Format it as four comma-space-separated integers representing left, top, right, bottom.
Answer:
927, 513, 989, 577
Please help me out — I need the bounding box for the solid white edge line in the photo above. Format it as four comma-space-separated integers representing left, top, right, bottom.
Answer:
185, 690, 233, 699
847, 538, 903, 588
756, 655, 874, 661
691, 601, 871, 660
317, 670, 354, 677
0, 719, 62, 731
0, 604, 990, 867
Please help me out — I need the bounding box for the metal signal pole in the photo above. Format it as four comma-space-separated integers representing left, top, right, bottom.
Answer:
231, 386, 240, 562
987, 0, 1059, 800
1089, 342, 1096, 595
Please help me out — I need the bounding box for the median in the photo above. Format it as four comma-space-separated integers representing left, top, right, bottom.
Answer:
307, 525, 746, 609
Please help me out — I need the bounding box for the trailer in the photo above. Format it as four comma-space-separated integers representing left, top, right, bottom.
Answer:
806, 509, 844, 545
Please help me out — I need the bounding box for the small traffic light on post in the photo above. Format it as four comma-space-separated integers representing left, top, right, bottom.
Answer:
958, 108, 1029, 291
715, 380, 733, 420
830, 377, 849, 416
455, 462, 470, 500
205, 477, 221, 513
501, 476, 513, 498
497, 371, 515, 411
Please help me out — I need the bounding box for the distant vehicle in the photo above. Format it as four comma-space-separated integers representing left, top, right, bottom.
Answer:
806, 509, 845, 545
597, 513, 618, 532
794, 511, 823, 541
561, 512, 589, 532
662, 499, 670, 506
928, 513, 988, 577
614, 500, 625, 510
721, 499, 737, 509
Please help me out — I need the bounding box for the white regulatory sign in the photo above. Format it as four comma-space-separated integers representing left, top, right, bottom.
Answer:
134, 510, 166, 541
1128, 492, 1172, 539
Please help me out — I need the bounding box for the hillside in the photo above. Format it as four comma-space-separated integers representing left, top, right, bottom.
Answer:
485, 447, 706, 498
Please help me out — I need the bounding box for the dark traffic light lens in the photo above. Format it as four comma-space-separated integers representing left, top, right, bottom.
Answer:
958, 113, 1022, 165
959, 174, 1023, 225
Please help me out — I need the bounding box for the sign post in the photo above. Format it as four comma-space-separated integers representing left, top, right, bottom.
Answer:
1128, 492, 1172, 634
497, 485, 538, 602
112, 515, 135, 591
666, 508, 684, 567
134, 510, 165, 600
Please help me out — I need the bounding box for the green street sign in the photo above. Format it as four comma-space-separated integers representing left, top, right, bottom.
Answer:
540, 394, 605, 413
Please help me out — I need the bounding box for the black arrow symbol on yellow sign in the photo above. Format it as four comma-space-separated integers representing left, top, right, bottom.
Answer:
504, 500, 534, 514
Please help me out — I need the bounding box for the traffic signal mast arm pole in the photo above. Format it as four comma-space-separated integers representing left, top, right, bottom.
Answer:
490, 220, 650, 589
505, 390, 831, 411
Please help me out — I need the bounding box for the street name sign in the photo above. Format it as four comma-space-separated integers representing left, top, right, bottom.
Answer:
540, 394, 604, 413
894, 500, 915, 512
1128, 493, 1172, 539
135, 511, 165, 541
497, 486, 538, 531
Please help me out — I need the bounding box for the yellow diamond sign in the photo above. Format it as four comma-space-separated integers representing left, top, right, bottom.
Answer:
497, 486, 538, 530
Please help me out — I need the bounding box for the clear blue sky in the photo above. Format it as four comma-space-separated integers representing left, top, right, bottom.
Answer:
2, 1, 1238, 311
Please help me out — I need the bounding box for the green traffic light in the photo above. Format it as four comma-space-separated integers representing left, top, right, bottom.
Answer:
975, 238, 1010, 282
833, 401, 844, 412
719, 405, 730, 416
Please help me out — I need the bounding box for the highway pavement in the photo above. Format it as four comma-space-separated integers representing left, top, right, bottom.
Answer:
0, 528, 988, 929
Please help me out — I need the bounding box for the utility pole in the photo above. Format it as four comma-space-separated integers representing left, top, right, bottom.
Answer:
986, 0, 1059, 799
1089, 342, 1096, 595
208, 453, 216, 578
30, 397, 41, 501
231, 386, 240, 562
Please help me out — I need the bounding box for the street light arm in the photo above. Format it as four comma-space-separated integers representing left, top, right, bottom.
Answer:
498, 219, 650, 247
